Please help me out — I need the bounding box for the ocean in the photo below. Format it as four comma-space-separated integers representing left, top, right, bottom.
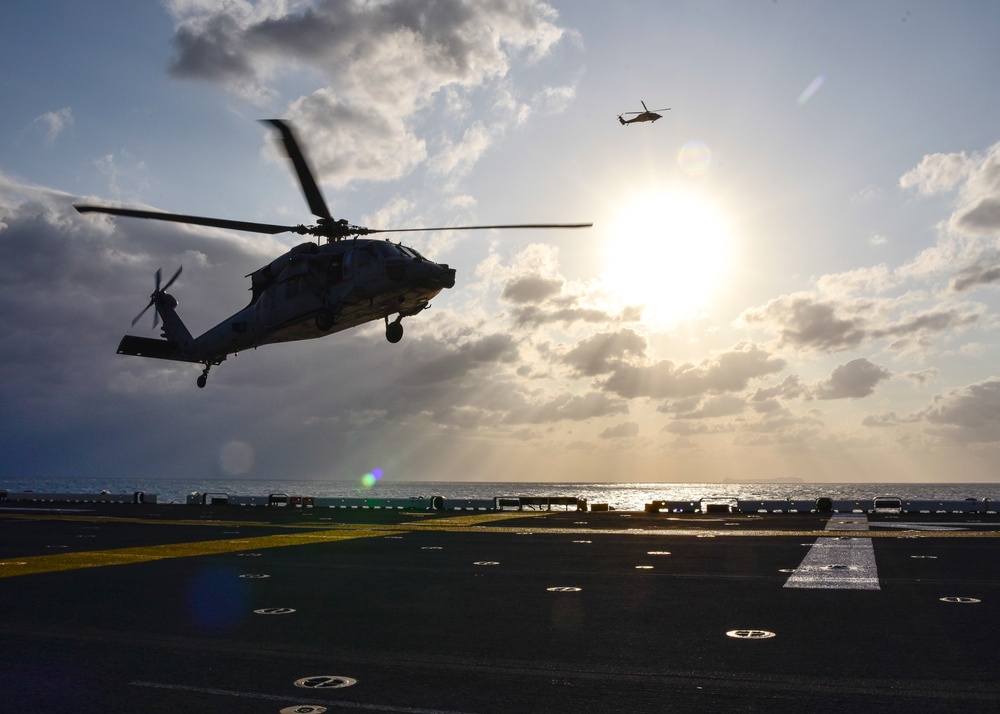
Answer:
4, 478, 1000, 512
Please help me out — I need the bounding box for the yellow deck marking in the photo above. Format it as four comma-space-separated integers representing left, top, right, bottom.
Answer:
0, 511, 546, 579
402, 512, 548, 528
3, 509, 999, 580
0, 510, 543, 530
0, 528, 402, 579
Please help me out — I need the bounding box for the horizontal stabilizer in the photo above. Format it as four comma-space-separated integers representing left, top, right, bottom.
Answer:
117, 336, 199, 363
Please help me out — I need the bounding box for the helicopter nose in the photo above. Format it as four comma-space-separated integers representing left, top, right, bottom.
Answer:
436, 265, 456, 289
384, 259, 407, 282
405, 260, 455, 289
393, 258, 455, 290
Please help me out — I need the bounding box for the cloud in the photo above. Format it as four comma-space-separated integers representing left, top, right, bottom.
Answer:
280, 89, 428, 186
751, 375, 805, 403
30, 107, 74, 146
510, 303, 622, 328
168, 8, 265, 98
598, 421, 638, 439
428, 121, 493, 178
861, 411, 919, 427
900, 142, 1000, 292
959, 198, 1000, 234
921, 378, 1000, 442
501, 275, 564, 304
741, 292, 982, 356
899, 150, 972, 195
598, 342, 786, 400
661, 420, 731, 437
490, 259, 643, 330
731, 411, 825, 447
950, 144, 1000, 236
875, 308, 980, 338
476, 242, 563, 288
396, 332, 520, 385
667, 394, 747, 419
813, 358, 892, 400
949, 253, 1000, 292
740, 294, 867, 352
90, 152, 151, 202
533, 84, 576, 113
815, 265, 895, 297
165, 0, 572, 186
561, 329, 646, 376
903, 368, 939, 386
652, 357, 891, 413
502, 391, 629, 425
861, 376, 1000, 443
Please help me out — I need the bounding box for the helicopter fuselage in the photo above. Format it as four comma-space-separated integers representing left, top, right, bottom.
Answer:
117, 238, 455, 382
78, 118, 587, 387
618, 111, 661, 125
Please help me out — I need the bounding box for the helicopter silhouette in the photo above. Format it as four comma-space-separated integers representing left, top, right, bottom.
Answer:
74, 120, 591, 388
618, 101, 671, 125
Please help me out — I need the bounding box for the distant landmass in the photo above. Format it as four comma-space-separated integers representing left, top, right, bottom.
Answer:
723, 476, 804, 484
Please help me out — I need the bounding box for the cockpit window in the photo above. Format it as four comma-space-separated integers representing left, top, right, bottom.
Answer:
397, 244, 425, 259
375, 242, 401, 258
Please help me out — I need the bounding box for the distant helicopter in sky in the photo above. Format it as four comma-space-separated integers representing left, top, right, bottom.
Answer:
74, 120, 591, 388
618, 101, 671, 125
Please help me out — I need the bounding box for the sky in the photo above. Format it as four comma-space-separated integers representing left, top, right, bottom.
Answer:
3, 1, 1000, 486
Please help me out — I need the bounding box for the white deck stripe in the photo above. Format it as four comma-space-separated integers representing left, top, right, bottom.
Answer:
871, 522, 969, 531
783, 514, 880, 590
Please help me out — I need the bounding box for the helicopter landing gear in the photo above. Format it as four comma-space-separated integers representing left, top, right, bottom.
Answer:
197, 364, 211, 389
385, 315, 404, 344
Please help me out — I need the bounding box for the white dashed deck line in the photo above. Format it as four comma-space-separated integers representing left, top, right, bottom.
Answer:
870, 522, 969, 531
784, 514, 880, 590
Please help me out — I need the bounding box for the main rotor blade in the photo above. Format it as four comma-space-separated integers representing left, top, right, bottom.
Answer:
75, 205, 298, 235
263, 119, 333, 221
365, 223, 593, 235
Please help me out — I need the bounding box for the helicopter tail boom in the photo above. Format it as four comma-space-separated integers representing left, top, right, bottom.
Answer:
119, 268, 207, 364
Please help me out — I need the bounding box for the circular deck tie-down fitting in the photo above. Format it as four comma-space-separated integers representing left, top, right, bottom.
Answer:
294, 675, 357, 689
726, 629, 776, 639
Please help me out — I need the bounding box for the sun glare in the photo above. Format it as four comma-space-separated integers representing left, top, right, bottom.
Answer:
603, 190, 730, 325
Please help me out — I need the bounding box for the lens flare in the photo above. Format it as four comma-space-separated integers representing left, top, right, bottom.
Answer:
361, 468, 384, 488
798, 74, 826, 105
218, 440, 254, 475
186, 567, 247, 631
678, 140, 711, 177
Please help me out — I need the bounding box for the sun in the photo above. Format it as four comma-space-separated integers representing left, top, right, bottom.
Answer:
602, 190, 731, 325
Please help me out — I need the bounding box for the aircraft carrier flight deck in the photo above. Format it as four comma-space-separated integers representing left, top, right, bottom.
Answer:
1, 491, 998, 713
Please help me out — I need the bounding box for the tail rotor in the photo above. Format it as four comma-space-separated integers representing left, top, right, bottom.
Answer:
132, 266, 182, 329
